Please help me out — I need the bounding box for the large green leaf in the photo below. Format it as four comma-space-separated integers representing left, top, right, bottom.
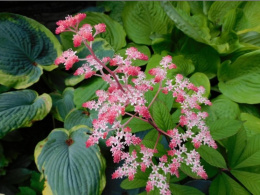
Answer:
149, 99, 174, 131
234, 134, 260, 169
0, 90, 52, 138
197, 146, 227, 168
121, 117, 153, 133
209, 173, 250, 195
240, 113, 260, 138
0, 13, 62, 89
170, 184, 204, 195
60, 12, 126, 51
122, 1, 174, 45
231, 170, 260, 195
236, 2, 260, 33
162, 1, 210, 45
209, 119, 242, 140
50, 87, 75, 122
218, 50, 260, 104
225, 127, 247, 168
180, 39, 220, 79
208, 1, 242, 25
74, 77, 108, 109
207, 95, 240, 122
34, 126, 106, 195
167, 55, 195, 77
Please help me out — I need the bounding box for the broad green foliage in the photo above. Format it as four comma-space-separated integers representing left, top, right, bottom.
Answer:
218, 50, 260, 104
0, 90, 51, 138
74, 77, 108, 109
35, 126, 106, 195
1, 1, 260, 195
0, 13, 62, 89
122, 1, 174, 45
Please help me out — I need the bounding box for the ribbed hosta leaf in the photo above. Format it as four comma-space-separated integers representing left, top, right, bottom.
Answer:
0, 13, 62, 89
0, 90, 52, 138
35, 125, 106, 195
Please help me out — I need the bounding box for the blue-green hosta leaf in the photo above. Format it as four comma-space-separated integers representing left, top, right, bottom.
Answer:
50, 88, 75, 122
197, 146, 227, 168
170, 184, 204, 195
240, 113, 260, 138
34, 126, 106, 195
231, 170, 260, 195
122, 1, 174, 45
234, 134, 260, 169
0, 90, 52, 138
209, 173, 250, 195
64, 109, 96, 130
74, 77, 108, 109
0, 13, 62, 89
209, 119, 242, 140
218, 50, 260, 104
60, 12, 126, 51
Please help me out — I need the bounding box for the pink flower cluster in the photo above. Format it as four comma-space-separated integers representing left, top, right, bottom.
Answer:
55, 13, 217, 195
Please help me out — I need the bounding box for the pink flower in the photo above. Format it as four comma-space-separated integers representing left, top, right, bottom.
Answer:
55, 49, 79, 70
94, 23, 106, 35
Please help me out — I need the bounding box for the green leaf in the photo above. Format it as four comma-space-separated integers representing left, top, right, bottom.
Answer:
209, 172, 250, 195
239, 103, 260, 118
151, 33, 174, 54
162, 1, 211, 44
236, 2, 260, 33
64, 109, 96, 130
181, 39, 220, 79
120, 168, 151, 190
234, 134, 260, 169
208, 1, 242, 25
74, 77, 108, 109
3, 168, 32, 184
225, 127, 247, 168
121, 117, 153, 133
50, 87, 75, 122
0, 13, 62, 89
149, 99, 174, 131
189, 72, 210, 98
60, 12, 126, 51
197, 145, 227, 168
208, 95, 240, 122
239, 31, 260, 47
231, 170, 260, 194
116, 42, 151, 66
170, 184, 204, 195
0, 90, 52, 138
34, 126, 106, 195
17, 187, 36, 195
30, 171, 44, 194
167, 55, 195, 77
218, 50, 260, 104
122, 1, 174, 45
209, 119, 242, 140
180, 163, 201, 179
241, 113, 260, 138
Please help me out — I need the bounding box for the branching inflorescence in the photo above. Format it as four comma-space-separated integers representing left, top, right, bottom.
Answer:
55, 13, 217, 195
